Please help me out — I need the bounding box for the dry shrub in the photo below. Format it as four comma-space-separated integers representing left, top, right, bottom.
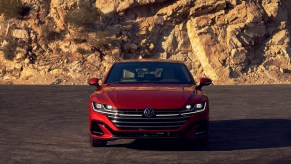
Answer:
64, 3, 112, 50
72, 30, 111, 50
64, 3, 101, 28
41, 18, 64, 42
42, 26, 64, 42
77, 48, 91, 55
87, 31, 112, 49
1, 38, 18, 60
0, 0, 30, 19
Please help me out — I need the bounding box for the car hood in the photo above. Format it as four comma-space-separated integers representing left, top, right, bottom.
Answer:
93, 85, 202, 109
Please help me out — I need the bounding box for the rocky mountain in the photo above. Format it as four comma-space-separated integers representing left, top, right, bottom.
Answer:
0, 0, 290, 85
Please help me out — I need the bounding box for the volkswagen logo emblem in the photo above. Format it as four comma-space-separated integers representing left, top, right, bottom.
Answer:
143, 107, 155, 118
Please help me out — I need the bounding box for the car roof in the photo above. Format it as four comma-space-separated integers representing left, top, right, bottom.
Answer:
115, 59, 184, 64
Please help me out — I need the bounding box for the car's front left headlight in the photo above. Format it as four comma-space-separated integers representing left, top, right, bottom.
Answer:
195, 102, 205, 110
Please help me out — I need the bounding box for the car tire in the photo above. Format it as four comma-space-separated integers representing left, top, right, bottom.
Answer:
196, 136, 209, 148
186, 136, 208, 149
90, 136, 107, 147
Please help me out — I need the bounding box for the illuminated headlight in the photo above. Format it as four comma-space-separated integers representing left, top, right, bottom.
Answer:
185, 102, 206, 110
195, 103, 204, 109
92, 102, 116, 113
185, 105, 193, 110
104, 105, 114, 110
92, 102, 103, 112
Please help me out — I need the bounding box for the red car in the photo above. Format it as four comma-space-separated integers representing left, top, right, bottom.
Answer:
88, 60, 212, 147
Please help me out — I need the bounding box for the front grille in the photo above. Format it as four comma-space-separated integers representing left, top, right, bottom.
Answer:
107, 109, 192, 130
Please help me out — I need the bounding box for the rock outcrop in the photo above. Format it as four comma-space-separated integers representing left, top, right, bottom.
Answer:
0, 0, 291, 84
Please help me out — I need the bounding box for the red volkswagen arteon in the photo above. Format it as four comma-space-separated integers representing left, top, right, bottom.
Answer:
88, 60, 212, 147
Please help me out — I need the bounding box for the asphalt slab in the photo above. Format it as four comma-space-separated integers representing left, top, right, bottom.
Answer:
1, 85, 291, 163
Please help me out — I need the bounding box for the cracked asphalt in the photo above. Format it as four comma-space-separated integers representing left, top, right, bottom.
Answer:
1, 85, 291, 163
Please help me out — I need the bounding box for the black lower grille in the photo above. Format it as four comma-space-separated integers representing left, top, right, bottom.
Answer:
91, 121, 104, 136
107, 109, 191, 130
111, 131, 182, 138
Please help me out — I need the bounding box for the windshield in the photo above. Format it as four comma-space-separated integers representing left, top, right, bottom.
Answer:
105, 62, 194, 84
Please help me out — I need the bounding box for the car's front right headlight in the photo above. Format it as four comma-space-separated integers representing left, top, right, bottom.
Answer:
92, 102, 103, 111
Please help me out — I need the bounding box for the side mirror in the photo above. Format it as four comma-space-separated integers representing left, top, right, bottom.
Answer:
196, 78, 212, 90
88, 78, 100, 88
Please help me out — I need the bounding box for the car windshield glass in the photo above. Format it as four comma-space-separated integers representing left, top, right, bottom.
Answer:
105, 62, 194, 84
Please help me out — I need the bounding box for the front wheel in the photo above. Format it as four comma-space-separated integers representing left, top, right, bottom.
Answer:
186, 136, 209, 149
194, 136, 209, 149
90, 136, 107, 147
197, 136, 208, 147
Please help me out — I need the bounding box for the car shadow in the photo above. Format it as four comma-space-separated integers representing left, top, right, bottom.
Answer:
106, 119, 291, 151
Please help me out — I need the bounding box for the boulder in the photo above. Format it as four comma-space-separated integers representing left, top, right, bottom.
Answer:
187, 19, 219, 80
111, 48, 121, 58
230, 48, 248, 65
50, 0, 65, 7
13, 52, 26, 63
269, 30, 290, 45
246, 3, 263, 23
129, 43, 138, 53
12, 29, 29, 40
96, 0, 168, 13
149, 43, 155, 51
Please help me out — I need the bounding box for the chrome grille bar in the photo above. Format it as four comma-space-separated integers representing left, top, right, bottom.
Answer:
106, 109, 192, 130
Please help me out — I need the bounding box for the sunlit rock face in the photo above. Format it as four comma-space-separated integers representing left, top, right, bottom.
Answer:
0, 0, 290, 84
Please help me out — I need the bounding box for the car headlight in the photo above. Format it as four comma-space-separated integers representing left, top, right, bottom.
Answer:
185, 105, 192, 110
195, 103, 204, 109
104, 104, 114, 110
92, 102, 103, 110
185, 102, 206, 110
92, 102, 116, 113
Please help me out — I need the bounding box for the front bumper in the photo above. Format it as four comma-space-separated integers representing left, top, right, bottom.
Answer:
89, 105, 209, 140
90, 120, 209, 140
